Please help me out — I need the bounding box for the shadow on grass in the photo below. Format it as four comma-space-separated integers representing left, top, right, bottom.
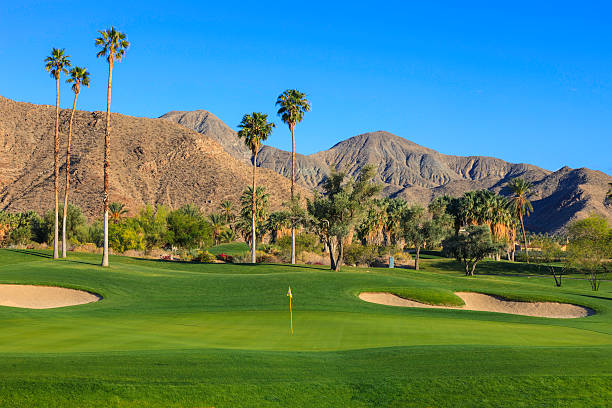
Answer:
5, 249, 100, 267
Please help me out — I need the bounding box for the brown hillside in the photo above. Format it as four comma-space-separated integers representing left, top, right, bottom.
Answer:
163, 110, 612, 233
0, 96, 308, 219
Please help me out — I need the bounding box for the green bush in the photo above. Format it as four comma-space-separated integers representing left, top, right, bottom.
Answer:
109, 219, 145, 253
343, 244, 382, 266
193, 250, 217, 263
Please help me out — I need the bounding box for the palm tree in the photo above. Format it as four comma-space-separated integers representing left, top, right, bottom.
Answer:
109, 202, 128, 223
61, 67, 90, 257
96, 27, 129, 267
208, 213, 225, 246
220, 200, 234, 224
237, 113, 275, 263
507, 178, 533, 262
276, 90, 311, 264
44, 48, 71, 259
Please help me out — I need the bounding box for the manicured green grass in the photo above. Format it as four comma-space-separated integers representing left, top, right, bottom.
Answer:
0, 249, 610, 407
382, 286, 465, 306
207, 242, 250, 256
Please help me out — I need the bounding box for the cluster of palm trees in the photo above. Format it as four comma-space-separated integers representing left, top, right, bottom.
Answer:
356, 179, 534, 262
237, 91, 310, 263
44, 27, 129, 266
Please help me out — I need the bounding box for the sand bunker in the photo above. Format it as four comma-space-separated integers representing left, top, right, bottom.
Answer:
0, 284, 101, 309
359, 292, 593, 318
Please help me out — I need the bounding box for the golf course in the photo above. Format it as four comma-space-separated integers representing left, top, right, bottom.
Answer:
0, 248, 609, 407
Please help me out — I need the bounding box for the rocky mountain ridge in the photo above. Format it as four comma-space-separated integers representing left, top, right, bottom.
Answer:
161, 109, 612, 233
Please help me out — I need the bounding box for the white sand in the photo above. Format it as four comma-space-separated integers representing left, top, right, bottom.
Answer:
0, 284, 100, 309
359, 292, 592, 318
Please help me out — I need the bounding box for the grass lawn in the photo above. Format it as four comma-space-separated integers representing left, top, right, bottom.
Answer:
0, 249, 610, 407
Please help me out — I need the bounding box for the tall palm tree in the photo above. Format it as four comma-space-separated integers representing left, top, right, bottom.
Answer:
95, 27, 129, 267
61, 67, 90, 257
44, 48, 71, 259
507, 178, 533, 262
276, 90, 311, 265
108, 202, 128, 223
237, 112, 275, 263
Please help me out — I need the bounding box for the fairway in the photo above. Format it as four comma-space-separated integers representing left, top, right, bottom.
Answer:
0, 249, 610, 407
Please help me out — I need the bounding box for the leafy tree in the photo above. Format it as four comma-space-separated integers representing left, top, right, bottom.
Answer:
276, 89, 311, 264
507, 178, 533, 262
109, 202, 128, 223
44, 47, 71, 259
403, 206, 448, 270
136, 205, 167, 253
237, 113, 275, 263
531, 237, 565, 286
109, 218, 144, 253
62, 66, 90, 257
566, 215, 611, 291
307, 165, 380, 271
166, 206, 211, 249
383, 198, 410, 245
36, 205, 86, 246
96, 27, 130, 267
357, 198, 388, 246
442, 225, 501, 276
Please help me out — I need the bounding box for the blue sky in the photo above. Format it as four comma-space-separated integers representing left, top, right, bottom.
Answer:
1, 1, 611, 174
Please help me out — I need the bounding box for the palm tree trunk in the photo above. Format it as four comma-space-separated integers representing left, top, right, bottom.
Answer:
251, 149, 257, 263
62, 91, 78, 258
53, 77, 60, 259
290, 126, 296, 265
102, 60, 113, 267
519, 214, 529, 263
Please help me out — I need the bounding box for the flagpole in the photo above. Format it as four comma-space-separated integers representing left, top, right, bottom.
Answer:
287, 286, 293, 335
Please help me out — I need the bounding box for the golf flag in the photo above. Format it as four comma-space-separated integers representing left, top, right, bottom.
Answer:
287, 286, 293, 335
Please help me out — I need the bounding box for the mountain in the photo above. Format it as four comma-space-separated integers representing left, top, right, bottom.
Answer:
0, 96, 308, 219
162, 110, 612, 233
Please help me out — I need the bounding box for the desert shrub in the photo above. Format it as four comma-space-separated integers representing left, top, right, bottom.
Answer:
343, 244, 382, 266
193, 250, 217, 263
167, 206, 212, 249
109, 219, 145, 253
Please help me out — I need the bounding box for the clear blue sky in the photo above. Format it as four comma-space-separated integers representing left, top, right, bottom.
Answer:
2, 1, 611, 174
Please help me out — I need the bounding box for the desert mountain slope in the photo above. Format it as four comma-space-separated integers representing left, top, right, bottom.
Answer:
0, 96, 308, 218
163, 110, 612, 233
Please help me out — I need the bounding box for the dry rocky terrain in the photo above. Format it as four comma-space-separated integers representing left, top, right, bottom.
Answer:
0, 96, 308, 219
163, 109, 612, 233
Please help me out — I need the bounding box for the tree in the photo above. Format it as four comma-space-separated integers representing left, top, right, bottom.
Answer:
36, 204, 86, 246
237, 186, 269, 246
136, 205, 167, 253
507, 178, 533, 262
566, 215, 611, 291
44, 48, 71, 259
96, 27, 130, 267
276, 89, 311, 265
307, 165, 380, 271
442, 225, 501, 276
403, 206, 449, 270
166, 206, 212, 249
266, 211, 289, 244
62, 66, 90, 257
109, 202, 128, 223
220, 200, 234, 224
208, 213, 225, 246
532, 237, 565, 286
237, 112, 275, 263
